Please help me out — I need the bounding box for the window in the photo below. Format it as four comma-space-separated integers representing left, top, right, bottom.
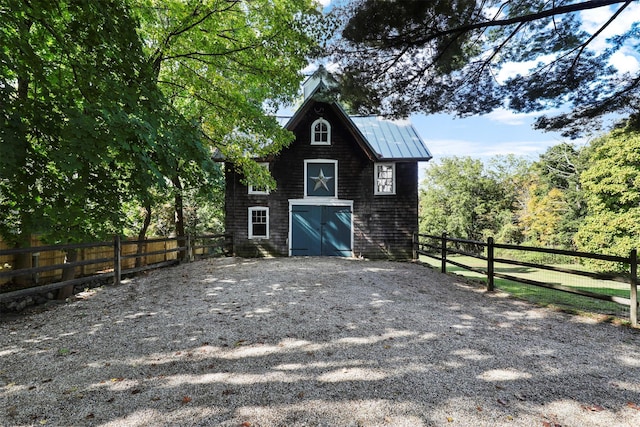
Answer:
248, 207, 269, 239
305, 159, 337, 198
375, 163, 396, 195
248, 162, 270, 195
311, 118, 331, 145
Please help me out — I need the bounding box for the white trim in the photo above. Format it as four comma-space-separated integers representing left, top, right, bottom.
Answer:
374, 162, 396, 195
288, 199, 353, 207
304, 159, 338, 198
248, 206, 269, 239
248, 162, 270, 195
288, 199, 354, 257
311, 118, 331, 145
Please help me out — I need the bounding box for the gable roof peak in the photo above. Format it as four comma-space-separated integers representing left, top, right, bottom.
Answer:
302, 65, 340, 101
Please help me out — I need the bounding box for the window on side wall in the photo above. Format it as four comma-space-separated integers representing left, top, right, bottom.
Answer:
248, 207, 269, 239
248, 162, 270, 195
311, 118, 330, 145
375, 163, 396, 195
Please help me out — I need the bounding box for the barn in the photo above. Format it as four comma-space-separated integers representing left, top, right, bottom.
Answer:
224, 67, 432, 259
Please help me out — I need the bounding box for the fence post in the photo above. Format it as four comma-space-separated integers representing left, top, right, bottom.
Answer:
631, 249, 638, 328
441, 232, 447, 273
113, 234, 121, 286
412, 232, 418, 260
487, 237, 495, 292
186, 235, 193, 262
31, 252, 40, 285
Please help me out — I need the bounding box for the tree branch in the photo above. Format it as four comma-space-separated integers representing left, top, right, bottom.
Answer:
162, 42, 261, 62
568, 0, 633, 73
428, 0, 630, 40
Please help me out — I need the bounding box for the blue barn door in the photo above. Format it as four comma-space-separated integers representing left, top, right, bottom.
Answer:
291, 205, 352, 256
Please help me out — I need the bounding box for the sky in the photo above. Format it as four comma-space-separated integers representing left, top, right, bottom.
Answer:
316, 0, 640, 166
411, 110, 572, 163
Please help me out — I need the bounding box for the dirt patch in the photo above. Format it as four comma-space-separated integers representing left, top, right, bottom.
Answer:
1, 257, 640, 426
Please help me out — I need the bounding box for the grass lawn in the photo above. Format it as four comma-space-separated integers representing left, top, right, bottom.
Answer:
419, 254, 633, 320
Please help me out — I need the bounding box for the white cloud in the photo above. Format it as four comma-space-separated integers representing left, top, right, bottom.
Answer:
497, 4, 640, 82
610, 49, 640, 74
485, 108, 540, 126
478, 140, 561, 158
496, 54, 556, 83
580, 3, 640, 53
423, 137, 583, 161
423, 139, 483, 158
425, 138, 542, 159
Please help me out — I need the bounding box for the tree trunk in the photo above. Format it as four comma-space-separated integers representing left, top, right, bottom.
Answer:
172, 175, 186, 261
57, 248, 77, 300
135, 203, 152, 269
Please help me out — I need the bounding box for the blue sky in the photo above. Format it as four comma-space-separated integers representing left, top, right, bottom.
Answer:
411, 111, 572, 163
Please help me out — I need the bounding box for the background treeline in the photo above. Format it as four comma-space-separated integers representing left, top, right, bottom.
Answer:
419, 121, 640, 269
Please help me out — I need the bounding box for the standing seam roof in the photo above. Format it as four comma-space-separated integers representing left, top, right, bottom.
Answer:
277, 114, 431, 161
349, 116, 432, 160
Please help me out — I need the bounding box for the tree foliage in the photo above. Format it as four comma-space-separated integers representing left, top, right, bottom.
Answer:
0, 0, 320, 247
332, 0, 640, 137
522, 143, 587, 247
0, 0, 162, 244
419, 156, 524, 244
574, 124, 640, 265
134, 0, 320, 185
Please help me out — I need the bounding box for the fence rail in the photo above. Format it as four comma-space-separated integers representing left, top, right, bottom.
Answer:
0, 233, 232, 303
414, 233, 639, 327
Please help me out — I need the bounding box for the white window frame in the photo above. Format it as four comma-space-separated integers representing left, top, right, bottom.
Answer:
248, 162, 270, 195
374, 162, 396, 195
311, 118, 331, 145
248, 206, 269, 239
304, 159, 338, 198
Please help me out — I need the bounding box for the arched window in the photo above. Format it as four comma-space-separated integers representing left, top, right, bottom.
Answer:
311, 118, 331, 145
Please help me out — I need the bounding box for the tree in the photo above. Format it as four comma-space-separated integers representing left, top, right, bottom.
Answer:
1, 0, 321, 287
521, 142, 588, 247
0, 0, 164, 244
1, 0, 320, 246
485, 154, 532, 243
331, 0, 640, 137
131, 0, 321, 246
419, 156, 509, 244
0, 0, 164, 292
574, 123, 640, 269
521, 186, 569, 247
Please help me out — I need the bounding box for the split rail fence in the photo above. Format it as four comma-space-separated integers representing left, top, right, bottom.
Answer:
414, 233, 639, 327
0, 234, 232, 302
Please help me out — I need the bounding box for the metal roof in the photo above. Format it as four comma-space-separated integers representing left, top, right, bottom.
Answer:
277, 114, 431, 161
349, 116, 432, 161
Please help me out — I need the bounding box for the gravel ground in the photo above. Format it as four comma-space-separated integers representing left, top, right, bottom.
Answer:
1, 256, 640, 427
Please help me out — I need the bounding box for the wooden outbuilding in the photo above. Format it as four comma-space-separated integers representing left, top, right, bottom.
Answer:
224, 67, 432, 259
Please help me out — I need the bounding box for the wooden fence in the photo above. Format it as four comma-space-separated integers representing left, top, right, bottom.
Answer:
414, 233, 639, 327
0, 233, 232, 302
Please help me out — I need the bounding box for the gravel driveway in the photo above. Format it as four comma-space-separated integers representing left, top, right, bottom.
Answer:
1, 257, 640, 427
